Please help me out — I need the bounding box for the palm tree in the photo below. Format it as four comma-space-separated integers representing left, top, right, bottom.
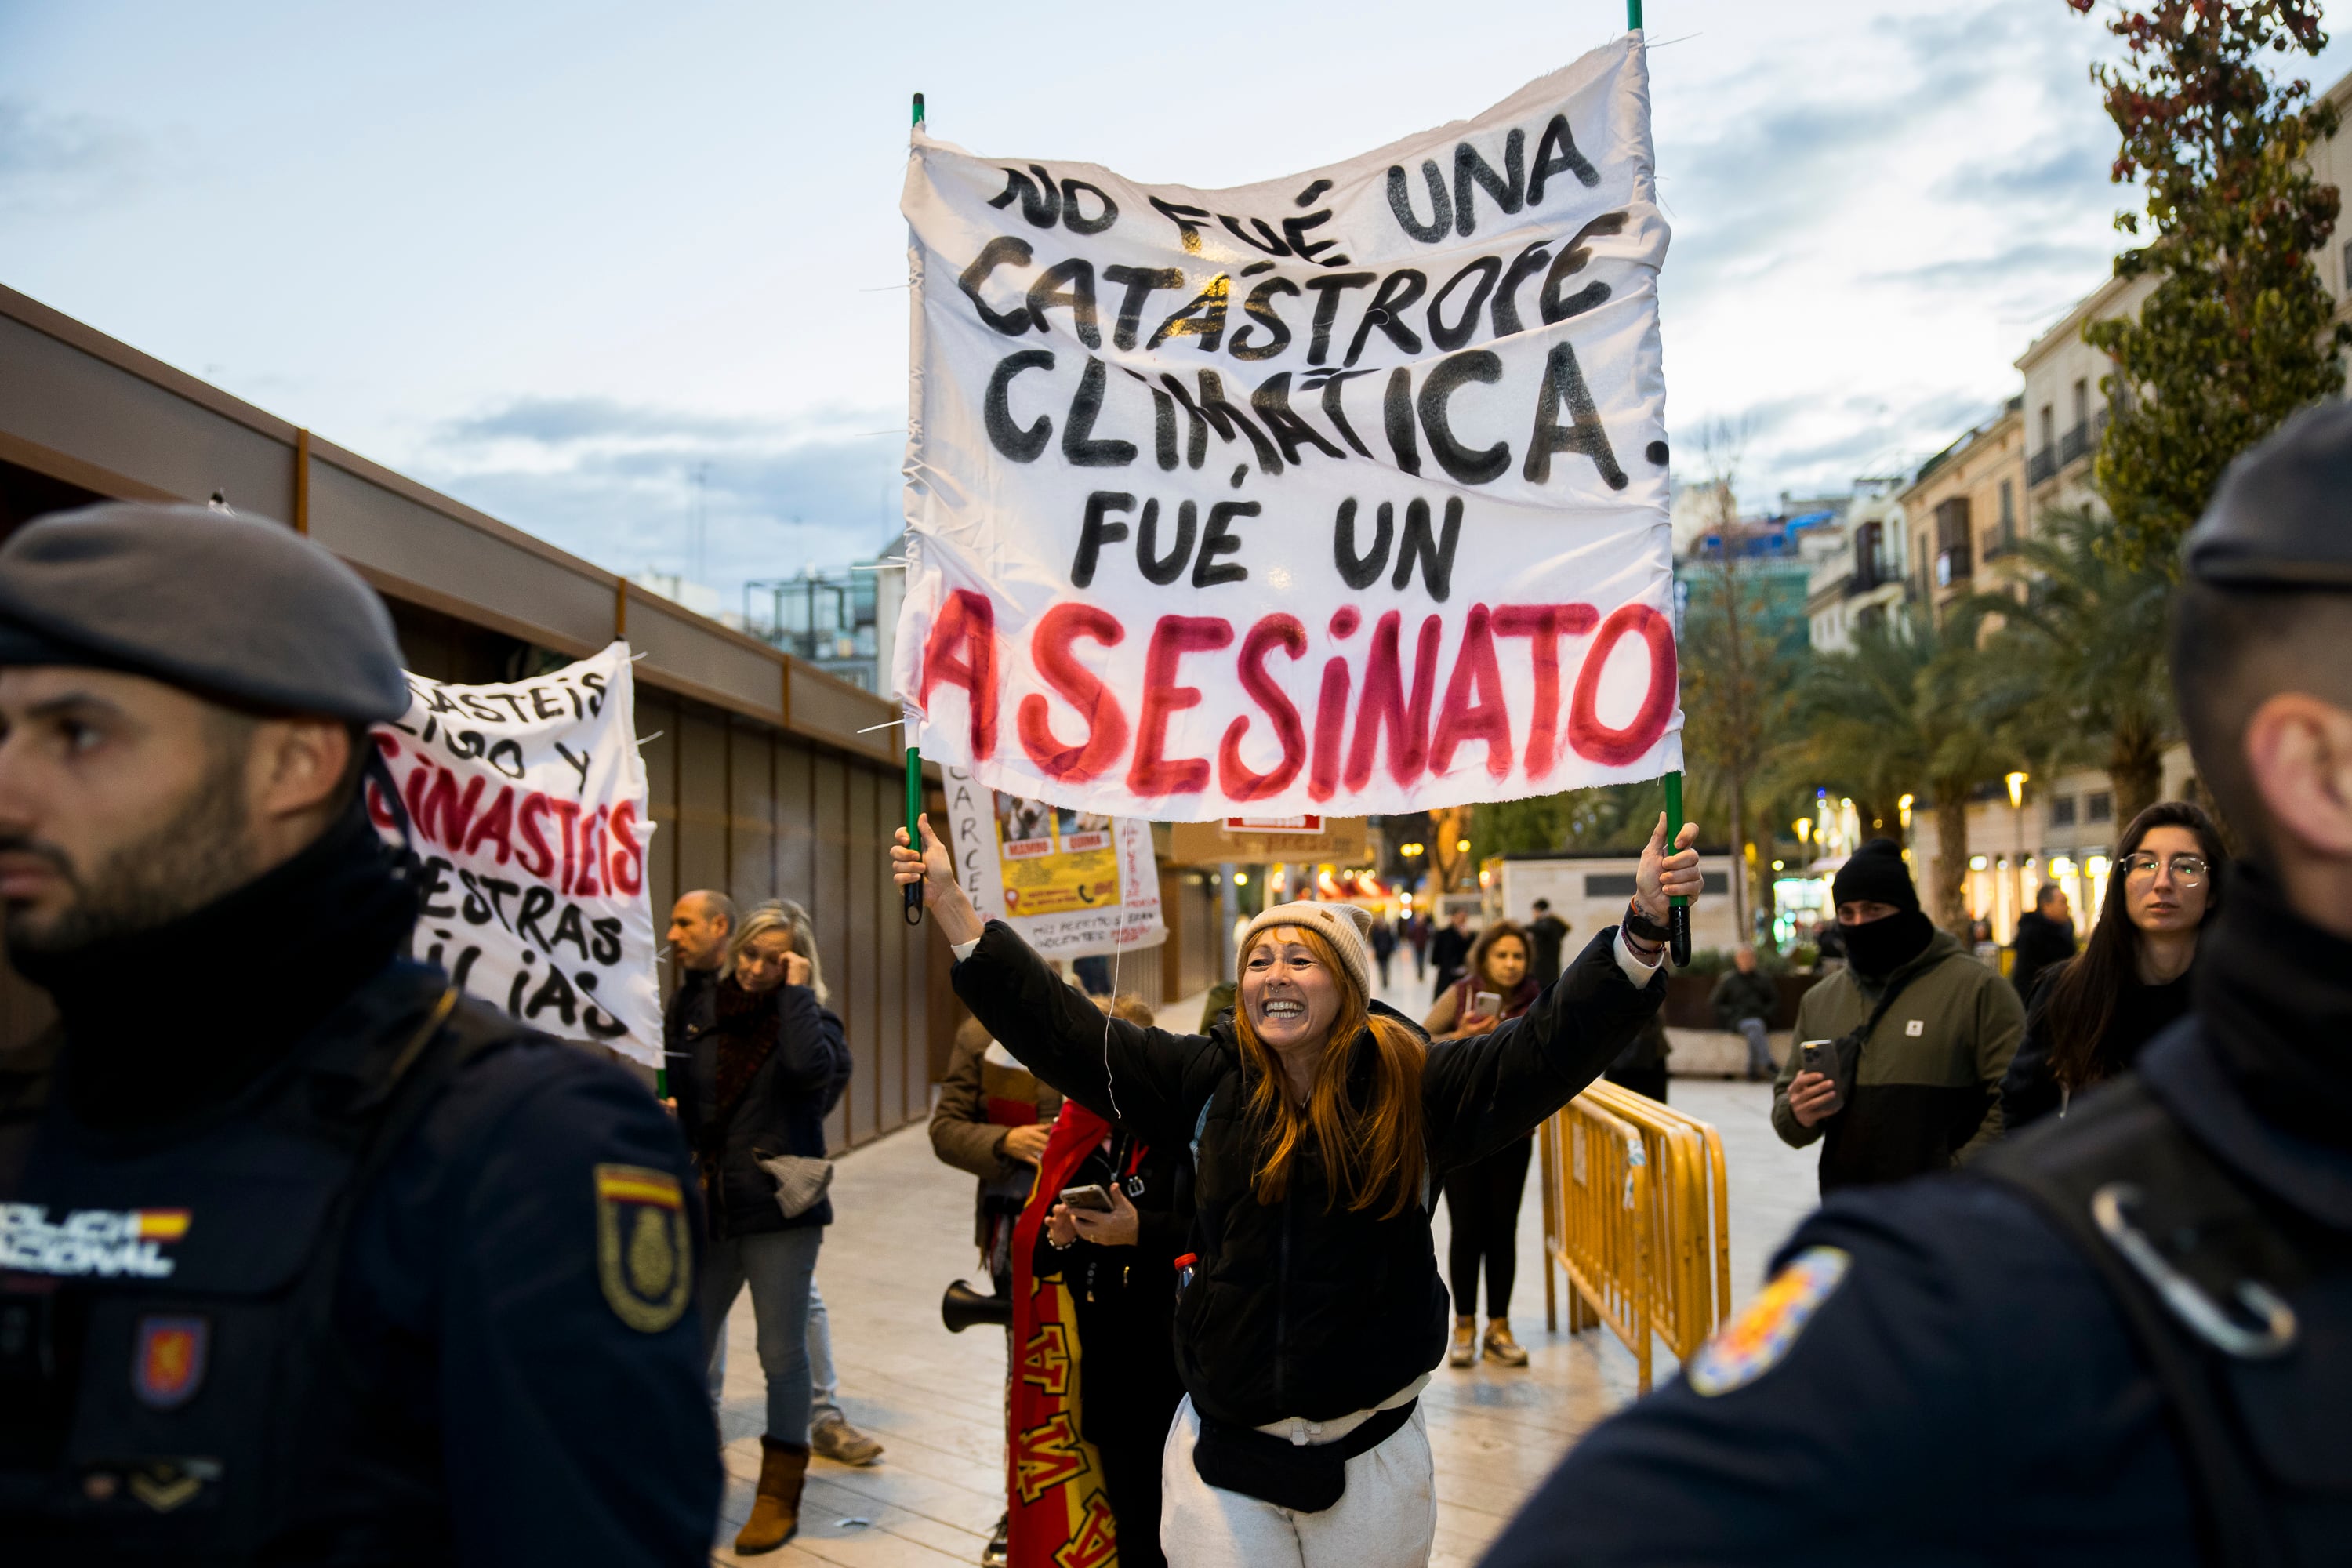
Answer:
1780, 602, 2014, 933
1973, 508, 2176, 827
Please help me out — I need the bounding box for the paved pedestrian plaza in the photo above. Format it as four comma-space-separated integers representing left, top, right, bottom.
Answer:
707, 978, 1822, 1566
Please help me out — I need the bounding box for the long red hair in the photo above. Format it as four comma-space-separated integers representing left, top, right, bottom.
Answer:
1232, 923, 1427, 1218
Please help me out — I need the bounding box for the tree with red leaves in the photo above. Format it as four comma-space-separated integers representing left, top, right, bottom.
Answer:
2068, 0, 2350, 568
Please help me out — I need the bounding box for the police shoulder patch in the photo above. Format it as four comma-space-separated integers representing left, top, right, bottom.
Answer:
594, 1163, 691, 1333
1686, 1245, 1850, 1397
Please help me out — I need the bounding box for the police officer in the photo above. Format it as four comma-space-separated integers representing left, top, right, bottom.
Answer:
0, 503, 720, 1561
1480, 405, 2352, 1568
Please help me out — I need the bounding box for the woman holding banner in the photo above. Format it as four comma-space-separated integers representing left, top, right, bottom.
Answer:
892, 814, 1700, 1567
683, 902, 852, 1555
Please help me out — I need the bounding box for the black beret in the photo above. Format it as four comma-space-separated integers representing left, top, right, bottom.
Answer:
2184, 402, 2352, 590
0, 502, 409, 722
1831, 837, 1918, 913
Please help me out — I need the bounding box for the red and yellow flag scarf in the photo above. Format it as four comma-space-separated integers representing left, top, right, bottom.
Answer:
1007, 1100, 1121, 1568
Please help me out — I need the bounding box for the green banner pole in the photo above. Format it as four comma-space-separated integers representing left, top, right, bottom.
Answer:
1663, 769, 1691, 966
902, 90, 927, 931
905, 744, 924, 926
1628, 0, 1642, 28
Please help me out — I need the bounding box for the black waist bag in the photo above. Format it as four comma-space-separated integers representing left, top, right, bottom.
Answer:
1191, 1399, 1417, 1512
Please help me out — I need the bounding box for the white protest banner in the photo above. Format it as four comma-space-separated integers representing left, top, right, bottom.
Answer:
895, 36, 1678, 822
941, 764, 1165, 960
366, 642, 663, 1066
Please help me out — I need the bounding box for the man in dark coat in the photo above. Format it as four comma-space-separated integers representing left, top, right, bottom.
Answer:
1481, 399, 2352, 1568
1710, 945, 1780, 1081
1527, 898, 1572, 988
2009, 882, 2078, 1004
1429, 907, 1476, 1002
0, 503, 717, 1561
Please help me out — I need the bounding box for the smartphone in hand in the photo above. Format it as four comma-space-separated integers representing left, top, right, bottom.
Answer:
1058, 1183, 1116, 1213
1471, 991, 1504, 1019
1798, 1040, 1833, 1078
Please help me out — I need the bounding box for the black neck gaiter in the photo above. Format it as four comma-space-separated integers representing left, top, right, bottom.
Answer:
11, 800, 420, 1132
2195, 862, 2352, 1152
1842, 909, 1936, 984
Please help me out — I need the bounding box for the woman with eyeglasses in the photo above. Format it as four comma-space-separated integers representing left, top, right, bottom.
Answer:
1998, 801, 2226, 1131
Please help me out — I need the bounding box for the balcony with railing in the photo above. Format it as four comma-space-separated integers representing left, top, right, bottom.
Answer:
1935, 543, 1973, 586
2059, 419, 2090, 466
2027, 446, 2057, 485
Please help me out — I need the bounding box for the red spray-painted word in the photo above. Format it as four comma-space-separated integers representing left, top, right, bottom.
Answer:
368, 735, 646, 898
918, 589, 1674, 802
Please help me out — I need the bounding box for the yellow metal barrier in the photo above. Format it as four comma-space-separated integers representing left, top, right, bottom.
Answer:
1535, 1093, 1655, 1387
1539, 1083, 1730, 1392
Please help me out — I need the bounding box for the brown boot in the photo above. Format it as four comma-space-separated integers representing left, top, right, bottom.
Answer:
734, 1436, 810, 1555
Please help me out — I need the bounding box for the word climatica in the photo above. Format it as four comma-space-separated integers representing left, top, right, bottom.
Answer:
0, 1203, 190, 1278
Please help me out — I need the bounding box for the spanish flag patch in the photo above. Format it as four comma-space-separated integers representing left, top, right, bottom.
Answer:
594, 1164, 691, 1333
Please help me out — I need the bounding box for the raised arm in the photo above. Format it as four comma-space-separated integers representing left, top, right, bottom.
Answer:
1421, 815, 1699, 1170
895, 815, 1211, 1147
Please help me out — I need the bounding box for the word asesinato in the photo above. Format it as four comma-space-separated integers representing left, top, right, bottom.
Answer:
900, 40, 1678, 818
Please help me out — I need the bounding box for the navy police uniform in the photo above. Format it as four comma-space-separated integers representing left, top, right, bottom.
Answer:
1483, 411, 2352, 1567
0, 504, 720, 1561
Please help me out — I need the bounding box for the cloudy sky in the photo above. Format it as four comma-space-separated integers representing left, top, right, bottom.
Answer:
5, 2, 2344, 609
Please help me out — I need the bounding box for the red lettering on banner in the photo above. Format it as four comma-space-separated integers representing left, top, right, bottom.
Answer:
1307, 656, 1352, 804
1218, 614, 1308, 800
418, 770, 488, 851
1567, 603, 1676, 765
551, 799, 584, 895
402, 759, 432, 833
464, 785, 517, 864
1494, 603, 1599, 779
1127, 616, 1233, 796
575, 805, 606, 898
920, 589, 1000, 760
1429, 604, 1513, 779
517, 793, 557, 879
1345, 612, 1442, 789
367, 733, 403, 827
1019, 604, 1128, 782
608, 800, 645, 895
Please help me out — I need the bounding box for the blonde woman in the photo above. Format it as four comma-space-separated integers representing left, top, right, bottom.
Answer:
676, 900, 849, 1553
895, 815, 1699, 1568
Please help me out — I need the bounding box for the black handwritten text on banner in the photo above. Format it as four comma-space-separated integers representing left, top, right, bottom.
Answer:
367, 642, 663, 1065
895, 39, 1679, 820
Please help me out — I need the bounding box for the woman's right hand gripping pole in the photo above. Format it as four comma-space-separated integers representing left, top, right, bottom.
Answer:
892, 813, 986, 946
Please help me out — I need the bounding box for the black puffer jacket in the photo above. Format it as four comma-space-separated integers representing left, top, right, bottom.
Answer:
953, 918, 1661, 1428
675, 977, 850, 1238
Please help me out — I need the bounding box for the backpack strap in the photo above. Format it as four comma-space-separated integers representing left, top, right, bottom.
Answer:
1979, 1080, 2300, 1568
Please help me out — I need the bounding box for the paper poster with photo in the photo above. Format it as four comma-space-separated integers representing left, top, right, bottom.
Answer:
896, 34, 1679, 822
366, 642, 664, 1066
946, 765, 1164, 958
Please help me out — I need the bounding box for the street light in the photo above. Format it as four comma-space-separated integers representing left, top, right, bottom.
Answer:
1455, 838, 1471, 853
1897, 793, 1914, 832
2005, 771, 2030, 940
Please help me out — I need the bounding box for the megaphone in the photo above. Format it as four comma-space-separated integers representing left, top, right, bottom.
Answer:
941, 1278, 1013, 1334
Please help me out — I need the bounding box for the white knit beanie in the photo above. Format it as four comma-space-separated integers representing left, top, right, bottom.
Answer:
1236, 901, 1374, 999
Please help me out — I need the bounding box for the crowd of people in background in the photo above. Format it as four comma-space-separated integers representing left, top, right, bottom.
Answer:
657, 788, 2241, 1563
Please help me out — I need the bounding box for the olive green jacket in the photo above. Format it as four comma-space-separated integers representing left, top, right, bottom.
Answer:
1772, 929, 2024, 1190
